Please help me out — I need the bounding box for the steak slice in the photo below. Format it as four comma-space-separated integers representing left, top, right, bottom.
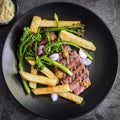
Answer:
56, 45, 91, 95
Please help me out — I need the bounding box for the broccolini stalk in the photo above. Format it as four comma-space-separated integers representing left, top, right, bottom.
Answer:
47, 24, 85, 37
25, 55, 73, 76
54, 13, 59, 27
45, 31, 51, 42
80, 48, 93, 60
43, 41, 80, 55
43, 41, 63, 55
36, 56, 44, 70
25, 47, 35, 58
17, 29, 31, 93
54, 13, 61, 41
34, 41, 44, 71
53, 13, 85, 37
39, 55, 73, 76
17, 27, 41, 94
20, 27, 30, 42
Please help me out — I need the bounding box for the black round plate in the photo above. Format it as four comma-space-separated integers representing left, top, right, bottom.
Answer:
2, 2, 118, 120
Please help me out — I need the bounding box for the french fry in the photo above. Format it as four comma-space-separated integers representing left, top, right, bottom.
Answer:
57, 92, 84, 104
30, 16, 80, 33
60, 30, 96, 51
39, 20, 80, 27
32, 84, 70, 95
27, 60, 36, 66
30, 16, 41, 33
19, 71, 58, 86
26, 60, 58, 81
29, 66, 37, 89
41, 66, 58, 80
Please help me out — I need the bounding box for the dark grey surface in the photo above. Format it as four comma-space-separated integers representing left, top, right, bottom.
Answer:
0, 0, 120, 120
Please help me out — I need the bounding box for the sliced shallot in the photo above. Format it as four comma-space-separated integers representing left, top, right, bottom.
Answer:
37, 45, 44, 55
81, 58, 92, 66
79, 48, 87, 59
51, 93, 58, 102
49, 53, 59, 61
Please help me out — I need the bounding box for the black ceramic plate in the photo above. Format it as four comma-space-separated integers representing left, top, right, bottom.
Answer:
2, 2, 118, 120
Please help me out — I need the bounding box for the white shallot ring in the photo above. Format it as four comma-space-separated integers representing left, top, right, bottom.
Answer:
51, 93, 58, 102
37, 45, 44, 55
81, 58, 92, 66
49, 53, 59, 61
79, 48, 87, 59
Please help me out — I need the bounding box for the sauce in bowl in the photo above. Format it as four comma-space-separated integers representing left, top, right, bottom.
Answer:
0, 0, 15, 24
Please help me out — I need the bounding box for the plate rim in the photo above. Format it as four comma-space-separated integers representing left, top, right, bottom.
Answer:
2, 2, 118, 119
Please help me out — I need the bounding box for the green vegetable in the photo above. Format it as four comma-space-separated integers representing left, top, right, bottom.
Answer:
47, 24, 85, 37
54, 13, 61, 41
39, 55, 73, 76
25, 55, 73, 76
20, 27, 30, 42
81, 48, 93, 60
43, 41, 63, 55
43, 41, 79, 55
54, 13, 59, 27
17, 27, 41, 94
45, 31, 51, 42
36, 56, 44, 70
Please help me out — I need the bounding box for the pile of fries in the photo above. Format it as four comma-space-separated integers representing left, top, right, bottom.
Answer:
19, 15, 96, 105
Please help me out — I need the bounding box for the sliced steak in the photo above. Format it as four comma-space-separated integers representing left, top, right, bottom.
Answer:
56, 45, 91, 95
